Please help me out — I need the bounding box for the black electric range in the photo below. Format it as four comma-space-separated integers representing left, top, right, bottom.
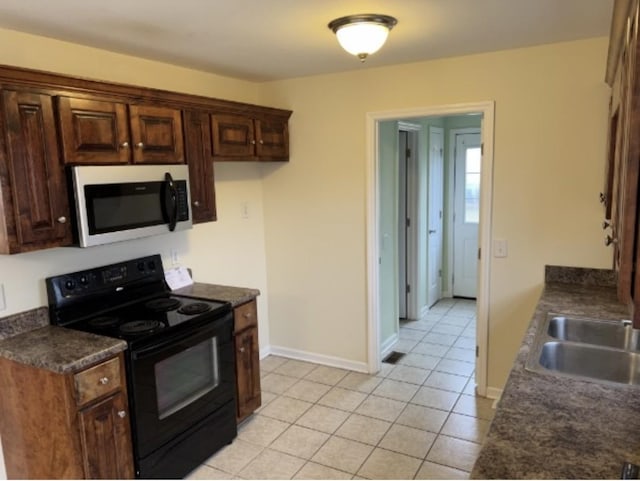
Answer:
46, 254, 237, 479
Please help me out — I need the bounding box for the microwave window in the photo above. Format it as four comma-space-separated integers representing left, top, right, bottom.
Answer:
85, 182, 167, 234
93, 194, 163, 230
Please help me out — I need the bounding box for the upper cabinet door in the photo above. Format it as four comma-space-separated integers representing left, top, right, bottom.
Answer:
57, 96, 130, 164
255, 118, 289, 159
129, 105, 184, 164
211, 114, 256, 159
183, 110, 216, 223
2, 90, 72, 250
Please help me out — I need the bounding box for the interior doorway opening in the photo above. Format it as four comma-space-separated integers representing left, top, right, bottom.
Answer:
366, 102, 495, 398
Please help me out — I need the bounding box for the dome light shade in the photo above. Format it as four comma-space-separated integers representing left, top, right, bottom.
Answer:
328, 14, 398, 62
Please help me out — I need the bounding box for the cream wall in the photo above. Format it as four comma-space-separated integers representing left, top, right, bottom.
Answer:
259, 37, 612, 389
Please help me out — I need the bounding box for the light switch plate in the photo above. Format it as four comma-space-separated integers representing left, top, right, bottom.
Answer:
494, 239, 508, 258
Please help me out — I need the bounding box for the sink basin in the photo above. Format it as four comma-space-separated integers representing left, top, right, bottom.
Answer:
539, 341, 640, 385
547, 316, 640, 351
525, 313, 640, 386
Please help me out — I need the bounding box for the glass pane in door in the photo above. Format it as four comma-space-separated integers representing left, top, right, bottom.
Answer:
464, 147, 482, 223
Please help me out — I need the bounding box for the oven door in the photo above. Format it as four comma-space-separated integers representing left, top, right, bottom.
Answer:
127, 313, 236, 460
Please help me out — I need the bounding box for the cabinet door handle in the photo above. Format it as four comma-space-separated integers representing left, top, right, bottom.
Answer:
117, 410, 126, 418
136, 142, 144, 149
250, 139, 256, 145
243, 312, 253, 319
57, 216, 67, 224
121, 141, 129, 148
605, 235, 618, 246
193, 200, 200, 207
239, 346, 246, 353
99, 377, 110, 385
259, 139, 264, 145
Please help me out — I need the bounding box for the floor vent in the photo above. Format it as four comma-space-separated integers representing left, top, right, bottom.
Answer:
382, 351, 405, 364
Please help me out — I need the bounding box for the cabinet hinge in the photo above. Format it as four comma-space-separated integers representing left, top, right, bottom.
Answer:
476, 345, 479, 357
481, 143, 484, 155
478, 247, 481, 260
406, 148, 411, 158
406, 218, 411, 228
406, 284, 411, 294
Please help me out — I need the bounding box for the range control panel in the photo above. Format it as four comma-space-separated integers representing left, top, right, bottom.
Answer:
46, 254, 166, 316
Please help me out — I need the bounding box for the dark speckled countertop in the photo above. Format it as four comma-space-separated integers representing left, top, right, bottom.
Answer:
0, 283, 257, 374
472, 268, 640, 479
173, 282, 260, 307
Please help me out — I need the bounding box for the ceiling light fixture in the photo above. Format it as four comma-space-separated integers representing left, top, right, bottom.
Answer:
328, 14, 398, 62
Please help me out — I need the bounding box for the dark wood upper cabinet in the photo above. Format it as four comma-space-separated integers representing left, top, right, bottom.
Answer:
255, 118, 289, 159
57, 97, 184, 165
183, 110, 216, 223
129, 104, 184, 164
0, 90, 72, 253
212, 113, 289, 161
0, 63, 291, 253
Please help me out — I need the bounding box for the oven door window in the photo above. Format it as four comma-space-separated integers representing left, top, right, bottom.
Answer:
155, 337, 220, 420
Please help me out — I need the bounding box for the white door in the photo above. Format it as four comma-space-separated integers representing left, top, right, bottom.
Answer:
428, 127, 444, 307
453, 132, 481, 298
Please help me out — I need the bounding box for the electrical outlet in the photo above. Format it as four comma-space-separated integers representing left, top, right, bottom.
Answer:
170, 248, 179, 266
0, 284, 6, 311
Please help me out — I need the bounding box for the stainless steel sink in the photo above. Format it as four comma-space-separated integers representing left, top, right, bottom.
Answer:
526, 313, 640, 386
547, 316, 639, 351
538, 341, 640, 385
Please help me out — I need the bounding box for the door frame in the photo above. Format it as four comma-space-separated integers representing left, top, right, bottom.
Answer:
447, 127, 482, 299
366, 101, 495, 397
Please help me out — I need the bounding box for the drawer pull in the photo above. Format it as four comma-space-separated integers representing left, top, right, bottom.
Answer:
99, 377, 110, 385
117, 410, 127, 418
243, 312, 253, 319
239, 347, 246, 353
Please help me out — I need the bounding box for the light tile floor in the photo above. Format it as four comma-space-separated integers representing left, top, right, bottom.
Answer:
187, 298, 493, 480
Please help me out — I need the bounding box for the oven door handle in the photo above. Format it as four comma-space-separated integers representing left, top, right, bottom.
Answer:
131, 318, 229, 360
162, 172, 178, 231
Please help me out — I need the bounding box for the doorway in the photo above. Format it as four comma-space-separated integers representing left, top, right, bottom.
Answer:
366, 102, 495, 397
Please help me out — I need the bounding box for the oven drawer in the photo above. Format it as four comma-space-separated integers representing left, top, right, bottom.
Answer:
74, 357, 121, 405
234, 300, 257, 332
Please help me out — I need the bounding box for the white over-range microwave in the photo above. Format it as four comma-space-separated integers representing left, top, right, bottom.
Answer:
70, 164, 193, 247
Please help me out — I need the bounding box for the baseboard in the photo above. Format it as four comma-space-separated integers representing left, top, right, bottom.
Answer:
486, 386, 503, 401
268, 345, 369, 373
419, 305, 430, 319
259, 345, 272, 360
441, 289, 452, 298
380, 333, 399, 360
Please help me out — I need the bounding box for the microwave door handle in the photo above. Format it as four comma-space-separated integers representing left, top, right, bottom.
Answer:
164, 172, 178, 231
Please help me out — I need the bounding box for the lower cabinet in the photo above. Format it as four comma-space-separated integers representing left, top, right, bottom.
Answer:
233, 300, 262, 422
0, 352, 134, 479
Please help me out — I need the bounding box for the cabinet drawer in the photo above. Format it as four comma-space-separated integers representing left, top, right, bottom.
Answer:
234, 300, 257, 332
74, 357, 121, 406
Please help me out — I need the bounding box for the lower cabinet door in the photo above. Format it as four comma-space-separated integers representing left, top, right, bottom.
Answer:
78, 392, 134, 479
235, 327, 262, 421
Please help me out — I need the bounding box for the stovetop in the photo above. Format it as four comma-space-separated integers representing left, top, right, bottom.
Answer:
72, 294, 230, 341
46, 254, 231, 343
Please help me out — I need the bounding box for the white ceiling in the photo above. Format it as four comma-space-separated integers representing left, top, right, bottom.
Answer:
0, 0, 614, 82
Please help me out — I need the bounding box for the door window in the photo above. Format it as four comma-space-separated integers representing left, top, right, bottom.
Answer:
464, 147, 482, 223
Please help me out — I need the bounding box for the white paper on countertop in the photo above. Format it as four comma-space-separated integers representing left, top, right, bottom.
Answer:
164, 267, 193, 290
